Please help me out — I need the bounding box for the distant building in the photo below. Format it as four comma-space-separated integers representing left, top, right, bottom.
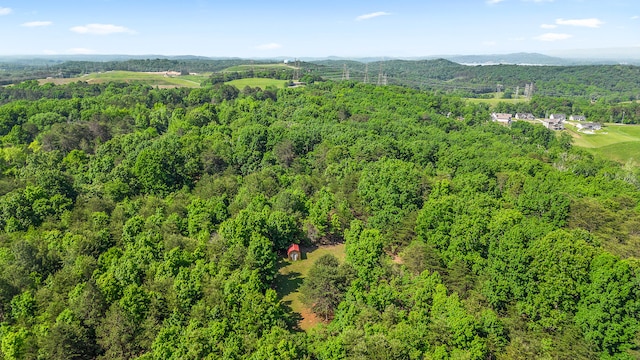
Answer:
542, 119, 564, 131
491, 113, 512, 125
576, 122, 602, 131
570, 115, 587, 121
515, 113, 535, 120
549, 114, 566, 121
165, 71, 181, 77
288, 81, 306, 88
287, 244, 301, 261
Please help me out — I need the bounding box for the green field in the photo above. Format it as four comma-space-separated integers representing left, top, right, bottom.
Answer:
40, 71, 208, 88
274, 244, 346, 331
226, 77, 289, 89
223, 64, 296, 72
566, 123, 640, 164
465, 97, 529, 106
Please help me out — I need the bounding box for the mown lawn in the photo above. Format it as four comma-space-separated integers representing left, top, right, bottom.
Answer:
223, 64, 295, 72
226, 77, 289, 89
566, 123, 640, 164
40, 71, 207, 88
273, 244, 346, 331
465, 97, 529, 106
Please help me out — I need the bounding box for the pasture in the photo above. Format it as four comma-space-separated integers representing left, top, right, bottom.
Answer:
226, 77, 289, 89
40, 71, 208, 88
223, 63, 296, 72
465, 96, 529, 106
274, 244, 346, 331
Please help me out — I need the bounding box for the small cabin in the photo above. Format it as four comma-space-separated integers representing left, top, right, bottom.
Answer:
287, 244, 301, 261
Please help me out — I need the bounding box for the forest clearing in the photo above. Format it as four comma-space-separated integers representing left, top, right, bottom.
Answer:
39, 70, 207, 88
274, 244, 346, 331
225, 77, 289, 89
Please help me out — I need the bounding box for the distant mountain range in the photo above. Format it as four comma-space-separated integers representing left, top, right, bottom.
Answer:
2, 49, 640, 67
302, 51, 640, 66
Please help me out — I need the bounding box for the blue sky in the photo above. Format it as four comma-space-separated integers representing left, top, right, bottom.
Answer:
0, 0, 638, 57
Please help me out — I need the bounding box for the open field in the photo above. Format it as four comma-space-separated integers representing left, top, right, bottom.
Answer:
223, 64, 296, 72
565, 123, 640, 164
39, 71, 208, 88
273, 244, 346, 331
465, 97, 529, 106
226, 77, 289, 89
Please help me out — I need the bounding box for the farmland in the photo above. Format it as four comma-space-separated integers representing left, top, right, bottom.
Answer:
39, 70, 208, 88
465, 96, 529, 106
225, 77, 289, 89
222, 63, 296, 72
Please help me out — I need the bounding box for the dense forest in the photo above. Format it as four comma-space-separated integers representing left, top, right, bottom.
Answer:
0, 79, 639, 359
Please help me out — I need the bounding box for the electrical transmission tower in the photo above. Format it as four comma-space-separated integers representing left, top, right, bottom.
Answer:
377, 58, 385, 86
364, 63, 369, 84
524, 82, 534, 98
293, 59, 300, 81
341, 64, 350, 81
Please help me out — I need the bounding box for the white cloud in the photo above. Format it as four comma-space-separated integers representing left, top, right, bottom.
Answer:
486, 0, 505, 4
68, 48, 96, 54
22, 21, 53, 27
0, 7, 12, 15
632, 16, 639, 20
556, 18, 604, 28
70, 23, 134, 35
256, 43, 282, 50
525, 0, 554, 2
540, 23, 557, 29
355, 11, 391, 21
534, 33, 573, 41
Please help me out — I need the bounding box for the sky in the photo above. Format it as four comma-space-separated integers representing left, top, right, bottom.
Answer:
0, 0, 639, 58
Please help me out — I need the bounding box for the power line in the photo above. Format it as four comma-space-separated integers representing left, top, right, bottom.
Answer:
364, 63, 369, 84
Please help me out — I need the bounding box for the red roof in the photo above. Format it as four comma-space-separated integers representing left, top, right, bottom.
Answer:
287, 243, 300, 255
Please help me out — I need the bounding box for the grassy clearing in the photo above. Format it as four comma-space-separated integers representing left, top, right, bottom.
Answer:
40, 71, 207, 88
226, 77, 289, 89
465, 97, 529, 106
223, 64, 295, 72
566, 123, 640, 164
586, 142, 640, 164
274, 244, 346, 331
